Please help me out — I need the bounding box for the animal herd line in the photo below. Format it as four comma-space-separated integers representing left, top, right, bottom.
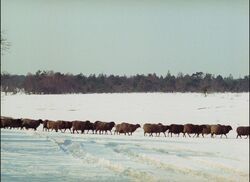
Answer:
1, 116, 249, 139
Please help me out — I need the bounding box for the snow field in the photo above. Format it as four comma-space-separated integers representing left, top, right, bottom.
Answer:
1, 92, 249, 181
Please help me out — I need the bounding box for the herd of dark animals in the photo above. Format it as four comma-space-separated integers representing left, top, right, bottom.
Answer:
0, 116, 249, 139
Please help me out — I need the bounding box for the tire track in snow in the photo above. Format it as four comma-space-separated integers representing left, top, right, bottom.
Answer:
27, 131, 249, 182
110, 144, 235, 182
138, 144, 249, 180
57, 140, 159, 182
33, 132, 159, 182
191, 158, 249, 181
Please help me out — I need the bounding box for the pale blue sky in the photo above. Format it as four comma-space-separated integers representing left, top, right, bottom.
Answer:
1, 0, 249, 77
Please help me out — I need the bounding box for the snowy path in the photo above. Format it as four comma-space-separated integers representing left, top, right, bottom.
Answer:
1, 128, 249, 182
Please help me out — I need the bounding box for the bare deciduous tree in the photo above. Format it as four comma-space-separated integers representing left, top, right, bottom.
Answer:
1, 32, 10, 55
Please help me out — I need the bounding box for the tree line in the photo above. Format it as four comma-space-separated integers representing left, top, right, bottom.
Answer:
1, 70, 249, 94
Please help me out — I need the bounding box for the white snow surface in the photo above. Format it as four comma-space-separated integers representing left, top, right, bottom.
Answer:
1, 92, 249, 182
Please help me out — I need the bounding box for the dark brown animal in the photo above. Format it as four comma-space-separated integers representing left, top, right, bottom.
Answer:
193, 125, 207, 137
115, 122, 140, 136
183, 124, 206, 137
94, 121, 115, 135
236, 126, 250, 139
168, 124, 184, 137
86, 122, 95, 134
114, 123, 124, 135
47, 121, 59, 132
58, 120, 72, 133
8, 118, 23, 129
210, 124, 232, 138
21, 118, 43, 130
72, 120, 91, 134
143, 123, 155, 136
43, 120, 49, 131
159, 124, 170, 137
183, 124, 194, 137
127, 123, 141, 135
1, 116, 13, 128
202, 125, 211, 137
143, 123, 163, 137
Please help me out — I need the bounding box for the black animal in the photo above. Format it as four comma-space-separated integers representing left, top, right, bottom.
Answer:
94, 121, 115, 135
72, 120, 91, 134
21, 118, 43, 130
236, 126, 250, 139
168, 124, 184, 137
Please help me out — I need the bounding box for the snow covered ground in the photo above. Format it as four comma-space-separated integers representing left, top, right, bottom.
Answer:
1, 92, 249, 182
